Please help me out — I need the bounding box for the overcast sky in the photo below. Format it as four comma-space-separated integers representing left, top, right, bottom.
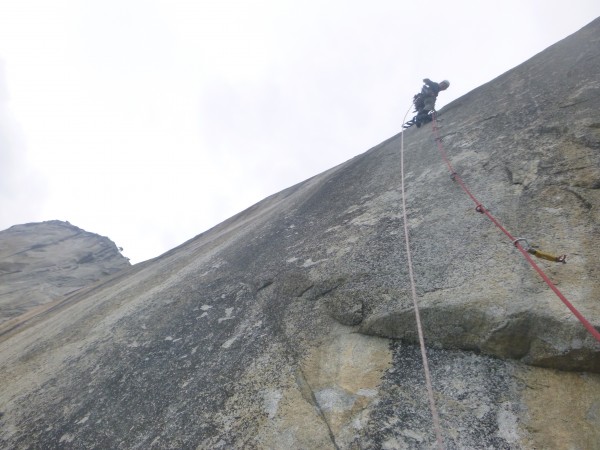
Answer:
1, 1, 598, 263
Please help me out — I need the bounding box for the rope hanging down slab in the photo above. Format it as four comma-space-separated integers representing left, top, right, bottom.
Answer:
430, 113, 600, 343
400, 104, 444, 449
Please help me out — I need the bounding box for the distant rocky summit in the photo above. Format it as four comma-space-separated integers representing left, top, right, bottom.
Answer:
0, 18, 599, 450
0, 220, 130, 324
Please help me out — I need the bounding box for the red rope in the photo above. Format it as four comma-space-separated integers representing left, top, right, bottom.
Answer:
430, 114, 600, 342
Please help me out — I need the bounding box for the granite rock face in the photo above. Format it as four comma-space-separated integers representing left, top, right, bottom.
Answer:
1, 19, 600, 450
0, 220, 131, 324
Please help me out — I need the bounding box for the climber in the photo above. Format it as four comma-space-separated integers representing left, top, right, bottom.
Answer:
412, 78, 449, 128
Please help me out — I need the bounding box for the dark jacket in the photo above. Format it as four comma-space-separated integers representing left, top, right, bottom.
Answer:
421, 78, 441, 98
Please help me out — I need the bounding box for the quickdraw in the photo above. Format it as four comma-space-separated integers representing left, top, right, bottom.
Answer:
513, 238, 567, 264
430, 112, 599, 342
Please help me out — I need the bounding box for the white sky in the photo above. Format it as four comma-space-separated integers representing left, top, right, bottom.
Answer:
1, 1, 598, 263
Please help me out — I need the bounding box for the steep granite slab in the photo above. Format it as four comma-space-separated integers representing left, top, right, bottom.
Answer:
0, 18, 600, 449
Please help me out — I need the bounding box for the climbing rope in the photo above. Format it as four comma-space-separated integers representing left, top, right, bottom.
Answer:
400, 104, 444, 449
430, 113, 600, 343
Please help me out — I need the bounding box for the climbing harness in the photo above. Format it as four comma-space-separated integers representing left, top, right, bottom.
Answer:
513, 238, 567, 264
429, 112, 600, 343
399, 104, 444, 450
403, 94, 430, 129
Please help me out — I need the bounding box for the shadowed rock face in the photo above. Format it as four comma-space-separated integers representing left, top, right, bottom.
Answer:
0, 220, 131, 324
1, 18, 600, 450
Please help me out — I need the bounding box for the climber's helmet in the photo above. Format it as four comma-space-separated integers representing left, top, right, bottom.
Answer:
439, 80, 450, 90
